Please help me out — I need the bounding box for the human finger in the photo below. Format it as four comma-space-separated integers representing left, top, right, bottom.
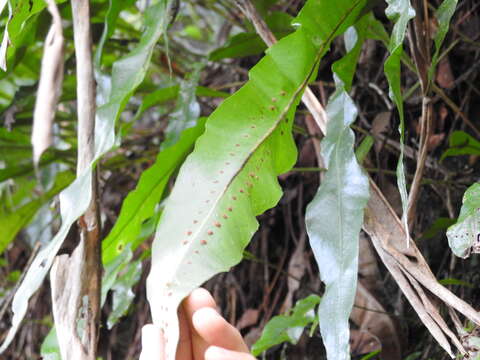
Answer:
192, 307, 249, 353
176, 301, 193, 360
139, 324, 165, 360
204, 346, 256, 360
182, 288, 217, 359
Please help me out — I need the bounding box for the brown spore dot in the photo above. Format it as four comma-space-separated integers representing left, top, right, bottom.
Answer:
194, 250, 200, 254
200, 239, 208, 245
246, 182, 253, 187
249, 172, 255, 178
229, 152, 235, 156
243, 134, 249, 138
228, 207, 233, 212
281, 130, 284, 135
223, 214, 229, 219
232, 196, 237, 200
250, 125, 256, 129
207, 230, 214, 236
239, 189, 244, 193
193, 220, 198, 224
225, 162, 230, 165
235, 143, 240, 147
272, 97, 277, 102
220, 170, 224, 174
214, 222, 221, 228
205, 199, 210, 203
183, 240, 189, 245
187, 231, 192, 236
280, 90, 286, 96
269, 105, 276, 111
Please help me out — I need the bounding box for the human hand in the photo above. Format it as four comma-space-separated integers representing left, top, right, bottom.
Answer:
140, 288, 256, 360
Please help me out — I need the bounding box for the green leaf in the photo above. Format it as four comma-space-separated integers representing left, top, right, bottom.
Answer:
104, 248, 142, 329
0, 1, 173, 353
438, 277, 473, 288
209, 12, 293, 61
0, 0, 47, 71
251, 294, 321, 356
429, 0, 458, 81
446, 183, 480, 258
209, 33, 270, 61
441, 130, 480, 160
305, 20, 370, 360
162, 63, 202, 148
94, 0, 137, 68
40, 327, 61, 360
0, 170, 73, 254
146, 1, 369, 359
102, 117, 206, 265
355, 134, 374, 164
421, 217, 456, 240
383, 0, 415, 241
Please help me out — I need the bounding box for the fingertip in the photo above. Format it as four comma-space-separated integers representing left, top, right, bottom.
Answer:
188, 288, 217, 308
205, 346, 256, 360
140, 324, 164, 360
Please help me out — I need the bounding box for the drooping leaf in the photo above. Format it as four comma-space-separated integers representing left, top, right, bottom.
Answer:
305, 20, 370, 360
251, 294, 321, 356
162, 63, 202, 148
446, 183, 480, 258
383, 0, 415, 241
146, 1, 369, 359
441, 130, 480, 160
0, 0, 174, 353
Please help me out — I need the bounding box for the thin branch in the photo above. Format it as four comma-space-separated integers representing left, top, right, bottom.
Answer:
50, 0, 101, 359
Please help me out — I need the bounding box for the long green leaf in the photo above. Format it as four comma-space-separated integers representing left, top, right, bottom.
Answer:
383, 0, 415, 241
305, 19, 369, 360
102, 117, 206, 265
146, 1, 368, 358
446, 183, 480, 258
0, 0, 173, 353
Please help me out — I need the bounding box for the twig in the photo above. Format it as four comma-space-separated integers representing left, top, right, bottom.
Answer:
50, 0, 101, 359
406, 0, 433, 228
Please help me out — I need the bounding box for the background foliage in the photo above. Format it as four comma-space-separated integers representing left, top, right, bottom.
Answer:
0, 0, 479, 359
